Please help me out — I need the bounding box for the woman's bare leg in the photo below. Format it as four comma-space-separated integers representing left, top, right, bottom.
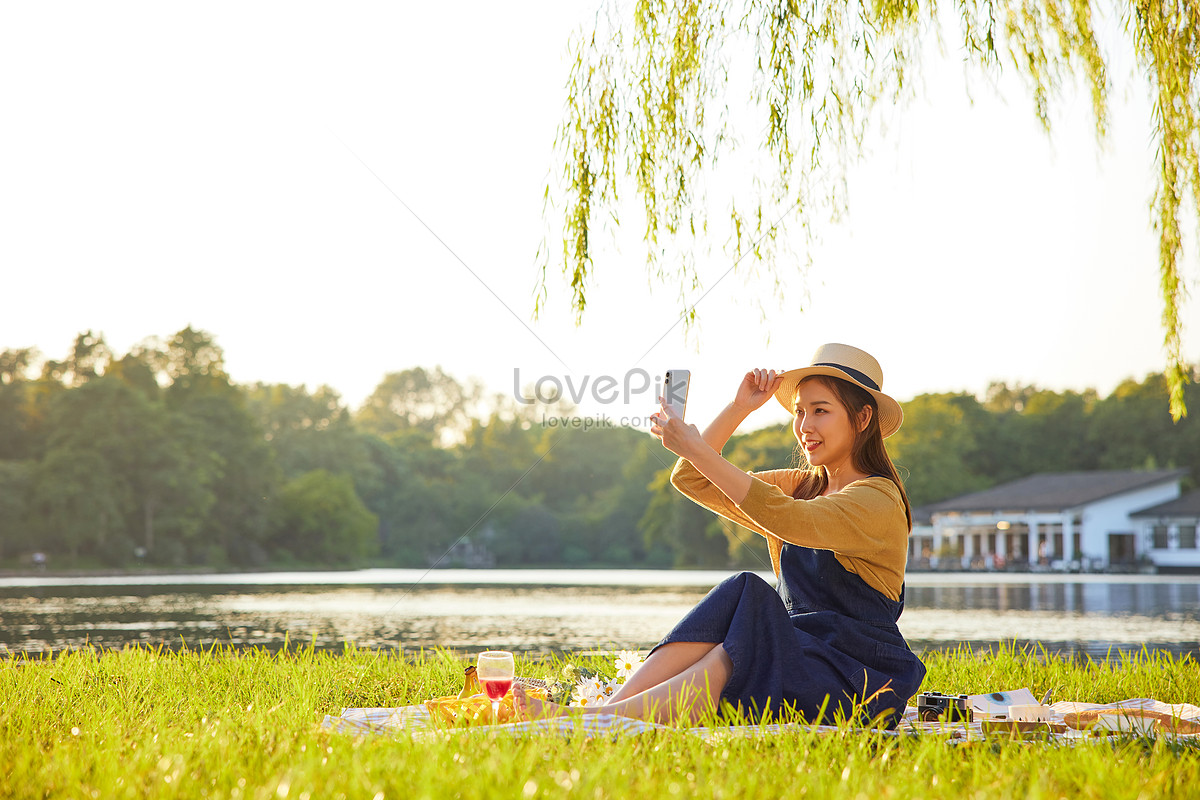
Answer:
515, 644, 733, 726
606, 641, 719, 704
604, 644, 733, 724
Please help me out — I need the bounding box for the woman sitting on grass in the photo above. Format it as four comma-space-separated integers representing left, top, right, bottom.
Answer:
515, 343, 926, 727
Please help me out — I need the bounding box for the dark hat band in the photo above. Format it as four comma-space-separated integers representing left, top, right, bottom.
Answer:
813, 362, 881, 392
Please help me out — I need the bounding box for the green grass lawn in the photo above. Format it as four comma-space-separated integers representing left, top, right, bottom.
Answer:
4, 643, 1199, 799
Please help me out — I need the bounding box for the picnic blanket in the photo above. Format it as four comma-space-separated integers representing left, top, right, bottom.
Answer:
322, 704, 870, 739
321, 693, 1200, 742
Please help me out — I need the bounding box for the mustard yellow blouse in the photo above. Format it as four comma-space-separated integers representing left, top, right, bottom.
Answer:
670, 459, 910, 601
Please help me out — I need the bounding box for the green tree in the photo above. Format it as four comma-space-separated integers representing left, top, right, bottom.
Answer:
0, 381, 38, 461
707, 425, 799, 566
591, 437, 674, 564
126, 411, 213, 560
246, 383, 363, 478
31, 448, 126, 562
173, 387, 278, 565
489, 501, 564, 565
640, 467, 733, 568
341, 433, 421, 562
528, 425, 647, 516
0, 348, 62, 460
457, 412, 543, 498
0, 347, 38, 385
268, 469, 379, 564
0, 460, 33, 562
724, 424, 798, 473
355, 367, 480, 445
247, 381, 442, 561
30, 377, 212, 565
525, 424, 668, 563
972, 383, 1040, 484
63, 330, 112, 387
1021, 388, 1100, 472
1089, 369, 1199, 473
155, 328, 279, 564
888, 393, 991, 508
538, 0, 1196, 419
106, 344, 165, 400
163, 326, 229, 397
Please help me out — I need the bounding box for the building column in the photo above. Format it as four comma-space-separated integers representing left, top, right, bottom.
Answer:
962, 529, 974, 569
1063, 514, 1075, 565
1028, 518, 1040, 566
932, 522, 943, 569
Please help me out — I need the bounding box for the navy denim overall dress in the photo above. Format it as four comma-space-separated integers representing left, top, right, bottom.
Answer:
653, 537, 926, 727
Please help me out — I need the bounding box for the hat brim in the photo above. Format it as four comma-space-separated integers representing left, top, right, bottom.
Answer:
773, 366, 904, 438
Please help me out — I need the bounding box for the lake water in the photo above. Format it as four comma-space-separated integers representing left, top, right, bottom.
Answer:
3, 569, 1199, 660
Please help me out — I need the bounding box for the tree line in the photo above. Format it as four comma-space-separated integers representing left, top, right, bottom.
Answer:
0, 328, 1196, 570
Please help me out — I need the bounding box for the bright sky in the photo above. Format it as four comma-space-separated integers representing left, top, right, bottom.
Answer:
2, 2, 1195, 432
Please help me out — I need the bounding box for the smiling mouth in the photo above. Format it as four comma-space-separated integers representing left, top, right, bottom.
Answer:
804, 441, 822, 452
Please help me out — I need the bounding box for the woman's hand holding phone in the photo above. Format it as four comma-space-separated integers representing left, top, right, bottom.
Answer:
650, 398, 704, 459
653, 367, 783, 459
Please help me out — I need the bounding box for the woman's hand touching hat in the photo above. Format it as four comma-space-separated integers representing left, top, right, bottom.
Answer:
734, 369, 786, 412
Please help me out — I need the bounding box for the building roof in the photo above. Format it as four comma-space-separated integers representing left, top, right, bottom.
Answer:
1130, 488, 1200, 518
911, 505, 934, 527
925, 469, 1189, 515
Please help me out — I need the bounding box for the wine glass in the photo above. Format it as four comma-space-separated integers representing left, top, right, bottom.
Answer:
476, 650, 516, 723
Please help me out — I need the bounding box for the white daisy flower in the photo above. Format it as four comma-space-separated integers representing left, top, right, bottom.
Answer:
570, 676, 605, 707
614, 650, 644, 679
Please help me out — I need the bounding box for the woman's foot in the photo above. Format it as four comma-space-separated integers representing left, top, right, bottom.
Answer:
513, 684, 576, 720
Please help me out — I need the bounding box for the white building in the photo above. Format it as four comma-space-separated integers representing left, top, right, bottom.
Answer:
908, 469, 1192, 571
1131, 489, 1200, 573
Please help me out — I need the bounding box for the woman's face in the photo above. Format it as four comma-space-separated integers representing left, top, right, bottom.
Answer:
792, 378, 860, 472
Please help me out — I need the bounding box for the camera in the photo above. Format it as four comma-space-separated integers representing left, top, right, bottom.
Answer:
916, 692, 973, 723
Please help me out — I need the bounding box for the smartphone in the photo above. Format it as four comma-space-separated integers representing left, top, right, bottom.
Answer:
664, 370, 691, 420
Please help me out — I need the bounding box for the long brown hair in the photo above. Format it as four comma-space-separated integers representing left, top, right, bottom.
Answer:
790, 376, 913, 531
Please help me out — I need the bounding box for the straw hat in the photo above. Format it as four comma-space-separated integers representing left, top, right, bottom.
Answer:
773, 343, 904, 438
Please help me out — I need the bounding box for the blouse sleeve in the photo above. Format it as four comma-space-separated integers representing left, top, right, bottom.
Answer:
736, 475, 911, 600
669, 458, 803, 538
670, 457, 910, 599
735, 476, 908, 559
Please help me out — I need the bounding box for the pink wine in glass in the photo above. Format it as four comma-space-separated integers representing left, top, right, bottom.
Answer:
483, 678, 513, 701
477, 650, 515, 723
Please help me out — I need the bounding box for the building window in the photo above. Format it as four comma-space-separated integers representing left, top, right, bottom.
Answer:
1180, 525, 1198, 550
1152, 525, 1170, 549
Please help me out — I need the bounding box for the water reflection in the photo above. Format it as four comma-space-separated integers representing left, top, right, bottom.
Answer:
898, 581, 1200, 660
0, 584, 705, 656
905, 582, 1200, 616
2, 572, 1199, 660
